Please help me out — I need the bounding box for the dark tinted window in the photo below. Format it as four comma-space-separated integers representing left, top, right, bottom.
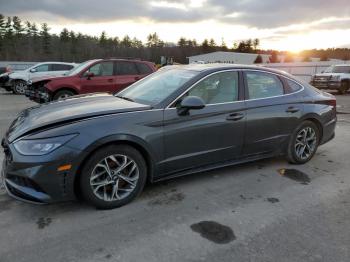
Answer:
188, 71, 239, 104
136, 63, 152, 74
246, 71, 284, 99
285, 79, 303, 93
333, 66, 350, 73
85, 62, 114, 76
117, 62, 138, 75
51, 64, 74, 71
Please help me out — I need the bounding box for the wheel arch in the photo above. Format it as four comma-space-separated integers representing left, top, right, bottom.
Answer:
73, 135, 156, 199
52, 87, 78, 97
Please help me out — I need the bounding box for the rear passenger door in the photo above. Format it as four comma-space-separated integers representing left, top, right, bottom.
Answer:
243, 70, 303, 156
80, 61, 116, 94
115, 61, 140, 92
50, 64, 74, 77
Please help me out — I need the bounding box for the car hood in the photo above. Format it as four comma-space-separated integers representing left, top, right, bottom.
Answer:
314, 73, 344, 77
6, 93, 151, 142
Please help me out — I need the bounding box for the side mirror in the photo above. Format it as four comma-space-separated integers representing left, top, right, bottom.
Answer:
86, 72, 94, 79
177, 96, 205, 115
30, 68, 37, 73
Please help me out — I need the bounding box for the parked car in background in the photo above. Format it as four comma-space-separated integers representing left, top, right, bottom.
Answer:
2, 65, 336, 209
310, 64, 350, 94
8, 62, 76, 94
25, 58, 157, 103
0, 66, 12, 91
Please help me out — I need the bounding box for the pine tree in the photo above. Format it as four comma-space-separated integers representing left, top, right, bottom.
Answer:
254, 54, 263, 64
40, 23, 51, 56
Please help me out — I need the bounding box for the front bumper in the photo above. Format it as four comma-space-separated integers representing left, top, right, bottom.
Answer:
310, 80, 341, 90
1, 138, 82, 204
25, 87, 50, 103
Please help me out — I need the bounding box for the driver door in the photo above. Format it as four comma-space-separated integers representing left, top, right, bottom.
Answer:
80, 61, 116, 94
161, 71, 246, 176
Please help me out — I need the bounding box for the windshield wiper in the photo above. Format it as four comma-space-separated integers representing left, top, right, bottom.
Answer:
116, 95, 135, 102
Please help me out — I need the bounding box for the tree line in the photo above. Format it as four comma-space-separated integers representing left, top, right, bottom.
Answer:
0, 14, 349, 64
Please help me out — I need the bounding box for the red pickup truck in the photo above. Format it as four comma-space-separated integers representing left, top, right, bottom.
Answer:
25, 58, 157, 103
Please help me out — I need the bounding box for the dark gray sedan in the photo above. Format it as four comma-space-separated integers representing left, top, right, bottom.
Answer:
1, 64, 336, 209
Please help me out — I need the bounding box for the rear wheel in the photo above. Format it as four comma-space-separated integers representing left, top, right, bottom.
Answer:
53, 90, 75, 101
286, 121, 320, 164
12, 80, 27, 94
80, 145, 147, 209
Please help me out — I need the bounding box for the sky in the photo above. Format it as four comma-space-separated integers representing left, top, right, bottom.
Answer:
1, 0, 350, 52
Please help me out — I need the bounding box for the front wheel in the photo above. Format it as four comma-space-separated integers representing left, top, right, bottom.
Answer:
338, 81, 349, 95
12, 80, 27, 94
286, 121, 320, 164
53, 90, 75, 101
80, 145, 147, 209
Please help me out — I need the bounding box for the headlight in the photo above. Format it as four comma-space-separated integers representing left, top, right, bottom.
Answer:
13, 134, 77, 156
330, 75, 340, 81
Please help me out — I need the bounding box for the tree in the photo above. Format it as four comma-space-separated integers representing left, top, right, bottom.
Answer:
12, 16, 23, 36
302, 56, 311, 62
254, 54, 263, 64
320, 54, 329, 61
220, 38, 228, 51
253, 38, 260, 51
0, 14, 6, 37
209, 38, 216, 47
40, 23, 51, 55
177, 37, 186, 47
146, 32, 164, 48
60, 28, 69, 42
99, 31, 107, 46
201, 39, 210, 53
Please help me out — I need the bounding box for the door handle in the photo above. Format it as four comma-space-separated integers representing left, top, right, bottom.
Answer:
285, 106, 300, 113
107, 78, 113, 82
226, 113, 244, 121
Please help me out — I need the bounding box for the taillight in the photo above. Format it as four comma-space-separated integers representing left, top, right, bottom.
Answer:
325, 99, 336, 108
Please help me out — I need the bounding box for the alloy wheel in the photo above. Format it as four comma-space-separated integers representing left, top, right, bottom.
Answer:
90, 154, 139, 202
294, 127, 317, 160
15, 81, 26, 94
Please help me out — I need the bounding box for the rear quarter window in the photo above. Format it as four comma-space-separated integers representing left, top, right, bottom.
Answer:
284, 78, 303, 93
51, 64, 74, 71
136, 63, 153, 74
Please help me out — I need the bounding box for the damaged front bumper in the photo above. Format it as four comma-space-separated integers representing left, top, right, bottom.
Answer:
25, 86, 50, 103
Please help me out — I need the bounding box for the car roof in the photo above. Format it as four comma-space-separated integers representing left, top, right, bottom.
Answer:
164, 63, 293, 77
34, 62, 76, 66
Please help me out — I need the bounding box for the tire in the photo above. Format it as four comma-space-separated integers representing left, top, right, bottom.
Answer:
12, 80, 27, 94
52, 90, 75, 101
338, 81, 348, 95
80, 145, 147, 209
286, 121, 320, 164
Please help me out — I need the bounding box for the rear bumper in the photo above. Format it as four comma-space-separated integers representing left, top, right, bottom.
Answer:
320, 117, 336, 145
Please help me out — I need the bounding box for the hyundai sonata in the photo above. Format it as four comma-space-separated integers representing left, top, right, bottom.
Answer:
1, 65, 336, 209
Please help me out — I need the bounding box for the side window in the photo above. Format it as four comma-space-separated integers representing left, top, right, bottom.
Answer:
85, 62, 114, 76
245, 71, 284, 99
187, 71, 239, 104
136, 63, 153, 74
285, 79, 303, 93
51, 64, 74, 71
34, 64, 49, 72
117, 62, 139, 75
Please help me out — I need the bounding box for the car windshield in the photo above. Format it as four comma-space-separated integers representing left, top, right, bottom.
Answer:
324, 66, 350, 73
115, 68, 199, 105
64, 60, 97, 76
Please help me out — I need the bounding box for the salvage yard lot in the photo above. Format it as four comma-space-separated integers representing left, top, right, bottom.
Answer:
1, 90, 350, 262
